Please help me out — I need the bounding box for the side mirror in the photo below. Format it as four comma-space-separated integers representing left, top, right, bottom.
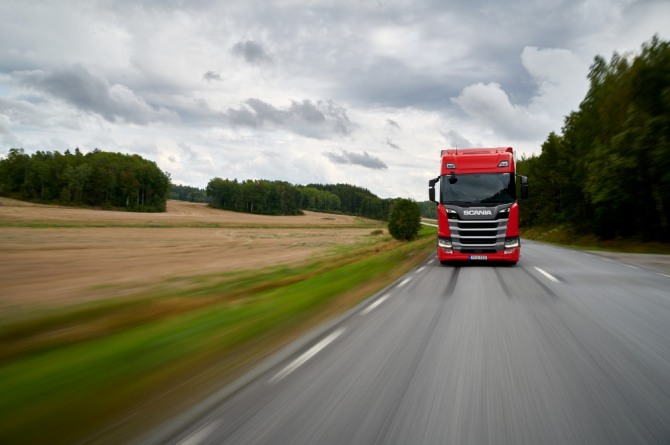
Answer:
428, 177, 439, 203
520, 176, 529, 199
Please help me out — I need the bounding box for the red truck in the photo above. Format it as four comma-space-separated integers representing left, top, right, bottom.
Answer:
428, 147, 528, 265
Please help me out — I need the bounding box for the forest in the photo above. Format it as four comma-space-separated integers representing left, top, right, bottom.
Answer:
516, 35, 670, 241
206, 178, 394, 220
307, 183, 394, 220
0, 148, 171, 212
0, 146, 395, 219
171, 184, 208, 203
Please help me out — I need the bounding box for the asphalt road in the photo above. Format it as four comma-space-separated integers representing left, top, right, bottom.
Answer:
142, 241, 670, 445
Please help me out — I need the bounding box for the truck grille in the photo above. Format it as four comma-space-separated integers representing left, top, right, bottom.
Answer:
449, 218, 508, 251
457, 221, 498, 229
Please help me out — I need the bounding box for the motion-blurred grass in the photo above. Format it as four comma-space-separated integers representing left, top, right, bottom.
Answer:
0, 226, 435, 445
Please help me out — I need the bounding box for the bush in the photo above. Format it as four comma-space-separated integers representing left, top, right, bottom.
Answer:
388, 198, 421, 241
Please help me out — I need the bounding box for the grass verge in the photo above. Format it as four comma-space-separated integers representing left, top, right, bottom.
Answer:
0, 227, 435, 445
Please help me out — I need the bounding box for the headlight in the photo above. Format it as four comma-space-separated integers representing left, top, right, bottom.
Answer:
438, 237, 452, 248
504, 237, 519, 248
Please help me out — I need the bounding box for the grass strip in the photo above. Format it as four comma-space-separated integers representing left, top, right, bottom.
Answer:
0, 229, 435, 445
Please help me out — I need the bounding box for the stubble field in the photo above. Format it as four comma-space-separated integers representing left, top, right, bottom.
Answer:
0, 197, 382, 309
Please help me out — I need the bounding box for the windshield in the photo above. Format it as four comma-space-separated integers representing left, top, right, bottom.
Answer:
441, 173, 516, 205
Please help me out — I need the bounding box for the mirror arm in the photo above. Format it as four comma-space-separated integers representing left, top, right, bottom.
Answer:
428, 176, 440, 203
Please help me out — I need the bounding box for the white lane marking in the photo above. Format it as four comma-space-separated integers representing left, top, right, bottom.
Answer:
602, 258, 614, 263
417, 266, 425, 273
421, 222, 438, 227
660, 273, 670, 278
177, 421, 220, 445
361, 294, 389, 316
534, 267, 559, 283
625, 264, 641, 270
398, 277, 412, 287
270, 328, 345, 384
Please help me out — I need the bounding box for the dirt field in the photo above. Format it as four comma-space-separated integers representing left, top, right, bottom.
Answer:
0, 198, 382, 308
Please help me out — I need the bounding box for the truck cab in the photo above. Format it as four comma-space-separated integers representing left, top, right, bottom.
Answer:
428, 147, 528, 265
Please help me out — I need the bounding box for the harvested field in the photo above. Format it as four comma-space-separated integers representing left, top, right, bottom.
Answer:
0, 198, 384, 308
0, 197, 362, 226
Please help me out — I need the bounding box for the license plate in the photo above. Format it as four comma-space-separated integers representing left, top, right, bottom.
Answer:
469, 255, 488, 260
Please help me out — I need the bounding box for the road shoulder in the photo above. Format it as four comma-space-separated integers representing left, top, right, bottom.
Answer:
587, 251, 670, 275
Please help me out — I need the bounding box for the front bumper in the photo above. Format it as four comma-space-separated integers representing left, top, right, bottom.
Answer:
437, 246, 520, 263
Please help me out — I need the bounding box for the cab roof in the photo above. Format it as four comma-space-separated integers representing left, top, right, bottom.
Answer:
440, 147, 515, 174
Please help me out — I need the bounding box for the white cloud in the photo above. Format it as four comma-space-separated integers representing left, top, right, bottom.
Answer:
522, 46, 589, 116
452, 82, 553, 141
15, 66, 179, 124
451, 45, 590, 150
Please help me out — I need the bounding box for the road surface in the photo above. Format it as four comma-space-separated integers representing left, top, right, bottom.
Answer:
141, 241, 670, 445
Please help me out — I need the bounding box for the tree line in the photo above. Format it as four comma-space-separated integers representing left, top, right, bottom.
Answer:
171, 184, 208, 203
0, 146, 398, 220
205, 178, 395, 220
207, 178, 308, 216
418, 201, 437, 219
307, 183, 394, 220
0, 148, 171, 212
517, 35, 670, 241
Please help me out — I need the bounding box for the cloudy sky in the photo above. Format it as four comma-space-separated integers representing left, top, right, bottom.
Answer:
1, 0, 668, 200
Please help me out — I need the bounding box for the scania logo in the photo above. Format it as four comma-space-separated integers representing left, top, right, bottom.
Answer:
463, 210, 493, 216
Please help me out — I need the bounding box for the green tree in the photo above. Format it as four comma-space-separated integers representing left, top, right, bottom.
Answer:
171, 184, 208, 203
418, 201, 437, 219
0, 149, 170, 212
307, 183, 388, 220
388, 198, 421, 241
517, 35, 670, 241
0, 148, 30, 196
